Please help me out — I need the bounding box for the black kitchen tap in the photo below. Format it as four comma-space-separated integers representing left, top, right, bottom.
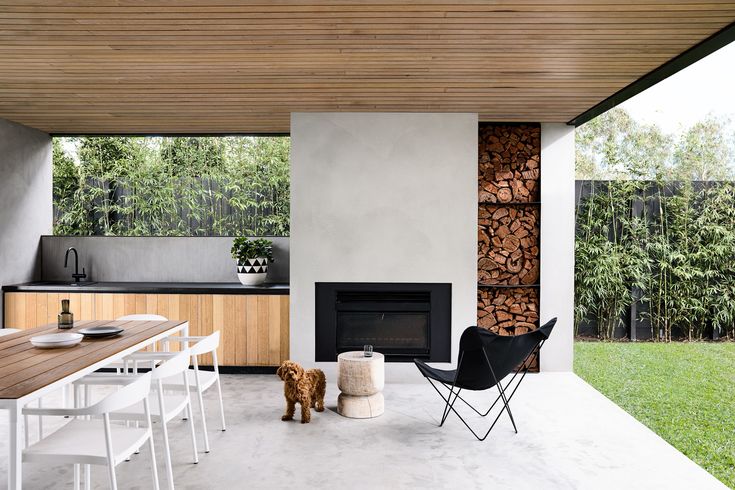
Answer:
64, 247, 87, 283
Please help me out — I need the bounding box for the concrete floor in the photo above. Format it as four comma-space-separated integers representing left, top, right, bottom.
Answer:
1, 372, 726, 490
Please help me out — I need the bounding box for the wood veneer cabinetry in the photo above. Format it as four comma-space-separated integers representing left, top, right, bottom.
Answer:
3, 292, 289, 367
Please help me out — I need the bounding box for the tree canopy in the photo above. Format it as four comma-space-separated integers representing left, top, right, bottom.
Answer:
576, 108, 734, 181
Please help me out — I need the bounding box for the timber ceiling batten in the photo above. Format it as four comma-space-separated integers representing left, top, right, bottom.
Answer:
0, 1, 733, 134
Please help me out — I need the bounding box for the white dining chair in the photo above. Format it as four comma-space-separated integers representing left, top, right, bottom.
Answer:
22, 372, 159, 490
0, 328, 21, 336
76, 349, 198, 490
129, 331, 226, 453
160, 331, 226, 453
103, 314, 169, 373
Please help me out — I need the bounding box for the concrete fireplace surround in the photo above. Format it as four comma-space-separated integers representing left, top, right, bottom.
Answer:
291, 112, 478, 381
290, 113, 574, 381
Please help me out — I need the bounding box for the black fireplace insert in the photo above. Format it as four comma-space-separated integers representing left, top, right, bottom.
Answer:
315, 282, 451, 362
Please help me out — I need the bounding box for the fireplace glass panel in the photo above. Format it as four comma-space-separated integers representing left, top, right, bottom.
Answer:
336, 312, 430, 355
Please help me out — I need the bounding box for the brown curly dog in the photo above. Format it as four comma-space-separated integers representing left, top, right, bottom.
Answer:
276, 360, 326, 423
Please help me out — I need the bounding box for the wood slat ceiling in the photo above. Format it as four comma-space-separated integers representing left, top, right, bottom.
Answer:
0, 1, 733, 134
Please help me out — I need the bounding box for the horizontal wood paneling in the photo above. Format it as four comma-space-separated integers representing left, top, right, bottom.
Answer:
0, 1, 732, 132
3, 292, 289, 366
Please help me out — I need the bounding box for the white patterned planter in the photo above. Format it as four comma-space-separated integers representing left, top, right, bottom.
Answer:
237, 257, 269, 286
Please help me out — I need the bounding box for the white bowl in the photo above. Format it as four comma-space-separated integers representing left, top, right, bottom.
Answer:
30, 332, 84, 349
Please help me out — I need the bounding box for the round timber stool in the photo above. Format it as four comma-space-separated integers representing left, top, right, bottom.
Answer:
337, 351, 385, 418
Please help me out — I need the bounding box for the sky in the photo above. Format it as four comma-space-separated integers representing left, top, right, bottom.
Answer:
620, 40, 735, 135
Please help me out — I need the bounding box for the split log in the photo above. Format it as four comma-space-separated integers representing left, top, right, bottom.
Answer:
478, 124, 541, 204
477, 288, 540, 335
478, 206, 540, 285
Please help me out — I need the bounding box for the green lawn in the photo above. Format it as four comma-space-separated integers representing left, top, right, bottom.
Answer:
574, 341, 735, 488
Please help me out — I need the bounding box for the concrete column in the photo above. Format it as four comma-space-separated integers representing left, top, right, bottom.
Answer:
0, 118, 52, 327
540, 123, 575, 371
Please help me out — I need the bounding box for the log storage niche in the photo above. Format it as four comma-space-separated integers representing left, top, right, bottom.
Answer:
477, 123, 541, 367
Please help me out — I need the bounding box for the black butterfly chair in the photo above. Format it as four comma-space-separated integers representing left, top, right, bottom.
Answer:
414, 318, 556, 441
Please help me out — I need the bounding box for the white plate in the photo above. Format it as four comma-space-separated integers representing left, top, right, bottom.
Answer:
30, 332, 83, 349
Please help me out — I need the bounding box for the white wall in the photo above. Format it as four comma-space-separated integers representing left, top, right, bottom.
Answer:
540, 123, 575, 371
290, 113, 478, 381
0, 118, 52, 327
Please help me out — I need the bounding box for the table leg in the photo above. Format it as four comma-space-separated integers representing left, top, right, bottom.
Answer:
8, 401, 22, 489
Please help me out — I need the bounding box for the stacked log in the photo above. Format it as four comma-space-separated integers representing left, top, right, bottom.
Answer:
478, 124, 540, 204
478, 205, 539, 285
477, 123, 542, 371
477, 288, 540, 335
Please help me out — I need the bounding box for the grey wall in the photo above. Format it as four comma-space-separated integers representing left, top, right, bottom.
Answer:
41, 236, 289, 283
0, 118, 52, 326
290, 112, 478, 382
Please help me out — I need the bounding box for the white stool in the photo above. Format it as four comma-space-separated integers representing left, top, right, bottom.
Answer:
337, 351, 385, 418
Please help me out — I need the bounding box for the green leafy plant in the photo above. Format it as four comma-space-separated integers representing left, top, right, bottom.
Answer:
575, 108, 735, 341
52, 135, 290, 237
230, 237, 274, 263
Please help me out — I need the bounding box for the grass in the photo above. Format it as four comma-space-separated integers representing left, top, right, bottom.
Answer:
574, 341, 735, 488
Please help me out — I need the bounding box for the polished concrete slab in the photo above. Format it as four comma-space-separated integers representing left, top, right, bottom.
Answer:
1, 372, 726, 489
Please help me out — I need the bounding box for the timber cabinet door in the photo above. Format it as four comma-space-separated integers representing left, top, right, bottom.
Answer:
3, 292, 289, 367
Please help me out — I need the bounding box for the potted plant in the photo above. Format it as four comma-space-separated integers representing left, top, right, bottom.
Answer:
231, 237, 274, 286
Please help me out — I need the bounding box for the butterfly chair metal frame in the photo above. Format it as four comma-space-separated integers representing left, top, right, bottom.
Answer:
415, 318, 556, 441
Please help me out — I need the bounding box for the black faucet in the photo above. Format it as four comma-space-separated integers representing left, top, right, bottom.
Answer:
64, 247, 87, 283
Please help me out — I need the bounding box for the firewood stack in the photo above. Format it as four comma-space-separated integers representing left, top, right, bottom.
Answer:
478, 205, 539, 285
477, 123, 541, 357
478, 124, 540, 204
477, 288, 540, 334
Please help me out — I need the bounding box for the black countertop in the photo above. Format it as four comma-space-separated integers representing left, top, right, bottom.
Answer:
2, 281, 289, 295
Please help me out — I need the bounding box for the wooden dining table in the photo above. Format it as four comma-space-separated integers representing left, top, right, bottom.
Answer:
0, 319, 189, 490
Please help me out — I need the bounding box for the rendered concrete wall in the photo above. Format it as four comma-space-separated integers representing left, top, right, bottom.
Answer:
41, 236, 289, 283
0, 118, 52, 327
290, 112, 478, 381
540, 123, 576, 371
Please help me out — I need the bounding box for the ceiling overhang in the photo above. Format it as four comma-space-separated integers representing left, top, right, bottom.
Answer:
0, 1, 734, 134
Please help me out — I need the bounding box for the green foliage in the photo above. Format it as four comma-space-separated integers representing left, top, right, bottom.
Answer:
576, 108, 734, 181
575, 180, 648, 339
574, 342, 735, 488
575, 180, 735, 340
673, 115, 734, 181
575, 108, 735, 340
52, 136, 290, 237
575, 107, 673, 180
231, 237, 274, 263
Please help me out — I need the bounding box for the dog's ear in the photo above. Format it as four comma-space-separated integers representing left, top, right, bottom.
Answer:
276, 363, 286, 380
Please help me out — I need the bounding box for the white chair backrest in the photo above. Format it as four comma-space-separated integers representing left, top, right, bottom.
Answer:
116, 314, 168, 321
190, 331, 220, 356
152, 349, 191, 381
0, 328, 21, 337
91, 372, 152, 415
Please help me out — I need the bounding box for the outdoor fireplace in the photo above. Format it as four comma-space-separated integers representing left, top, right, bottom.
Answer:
315, 283, 451, 362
